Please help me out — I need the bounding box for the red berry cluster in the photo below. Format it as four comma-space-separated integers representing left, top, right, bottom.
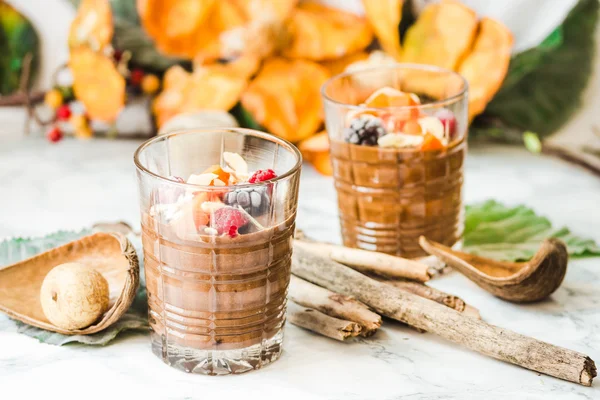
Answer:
213, 208, 248, 237
248, 169, 277, 183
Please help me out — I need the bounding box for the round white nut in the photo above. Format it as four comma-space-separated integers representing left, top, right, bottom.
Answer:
40, 263, 109, 330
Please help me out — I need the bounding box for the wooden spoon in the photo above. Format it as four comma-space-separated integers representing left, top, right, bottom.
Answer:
418, 236, 568, 303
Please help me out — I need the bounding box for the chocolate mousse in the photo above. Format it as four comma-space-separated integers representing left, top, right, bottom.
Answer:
328, 86, 466, 258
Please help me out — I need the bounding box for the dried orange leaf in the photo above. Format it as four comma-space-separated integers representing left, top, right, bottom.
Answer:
299, 131, 332, 176
70, 48, 125, 122
401, 0, 477, 70
153, 57, 257, 127
282, 2, 373, 61
137, 0, 245, 60
241, 58, 330, 143
362, 0, 403, 60
68, 0, 113, 50
320, 51, 370, 76
458, 18, 514, 120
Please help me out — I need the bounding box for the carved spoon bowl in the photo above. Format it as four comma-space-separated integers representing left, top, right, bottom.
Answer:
419, 236, 568, 303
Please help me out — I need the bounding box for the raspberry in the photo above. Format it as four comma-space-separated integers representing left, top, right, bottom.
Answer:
228, 225, 239, 238
344, 116, 386, 146
212, 207, 248, 235
46, 127, 63, 143
249, 169, 277, 183
435, 109, 457, 138
56, 104, 72, 121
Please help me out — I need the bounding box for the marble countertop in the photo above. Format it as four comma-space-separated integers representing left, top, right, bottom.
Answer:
1, 137, 599, 400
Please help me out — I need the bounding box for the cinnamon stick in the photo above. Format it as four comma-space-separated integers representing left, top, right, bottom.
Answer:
289, 275, 381, 336
287, 301, 362, 341
294, 239, 431, 282
292, 246, 596, 386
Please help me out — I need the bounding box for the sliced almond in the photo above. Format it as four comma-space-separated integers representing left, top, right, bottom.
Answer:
187, 173, 218, 186
378, 133, 424, 148
418, 116, 447, 145
223, 152, 248, 176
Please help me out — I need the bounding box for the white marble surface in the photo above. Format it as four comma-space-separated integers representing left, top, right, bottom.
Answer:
0, 137, 600, 400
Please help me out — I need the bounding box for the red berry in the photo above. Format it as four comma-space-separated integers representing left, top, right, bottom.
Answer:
113, 49, 123, 62
46, 127, 63, 143
248, 169, 277, 183
212, 207, 248, 235
56, 104, 72, 121
435, 109, 457, 138
130, 68, 145, 86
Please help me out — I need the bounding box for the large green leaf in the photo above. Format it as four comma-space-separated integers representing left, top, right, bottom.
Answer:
464, 200, 600, 261
481, 0, 598, 137
0, 1, 39, 95
0, 230, 148, 346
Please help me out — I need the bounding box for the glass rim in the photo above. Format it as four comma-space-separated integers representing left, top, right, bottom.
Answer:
320, 63, 469, 111
134, 127, 303, 190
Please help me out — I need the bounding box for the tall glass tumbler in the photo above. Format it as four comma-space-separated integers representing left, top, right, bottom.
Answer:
134, 128, 301, 375
322, 65, 468, 258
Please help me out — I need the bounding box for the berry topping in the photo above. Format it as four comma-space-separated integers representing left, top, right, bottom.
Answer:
46, 127, 63, 143
212, 207, 248, 235
228, 225, 239, 238
435, 109, 457, 138
224, 187, 270, 217
56, 104, 72, 121
249, 169, 277, 183
344, 116, 387, 146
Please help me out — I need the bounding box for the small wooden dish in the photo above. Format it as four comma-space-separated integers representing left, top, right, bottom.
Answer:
0, 232, 139, 334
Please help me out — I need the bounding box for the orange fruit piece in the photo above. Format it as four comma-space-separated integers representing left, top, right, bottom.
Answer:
298, 131, 332, 176
203, 165, 231, 184
364, 87, 420, 108
421, 132, 445, 151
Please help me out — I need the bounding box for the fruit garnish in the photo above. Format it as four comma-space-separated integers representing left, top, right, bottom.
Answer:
212, 207, 248, 236
364, 87, 420, 108
418, 116, 447, 145
46, 127, 63, 143
203, 165, 231, 185
378, 133, 424, 148
421, 132, 444, 151
227, 225, 239, 238
75, 126, 94, 139
401, 120, 423, 135
70, 113, 89, 130
56, 104, 72, 121
435, 109, 457, 139
223, 152, 249, 181
224, 187, 270, 217
44, 89, 63, 109
249, 169, 277, 183
344, 116, 387, 146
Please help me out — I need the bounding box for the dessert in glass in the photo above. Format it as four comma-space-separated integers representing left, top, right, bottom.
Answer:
321, 65, 468, 258
134, 128, 301, 375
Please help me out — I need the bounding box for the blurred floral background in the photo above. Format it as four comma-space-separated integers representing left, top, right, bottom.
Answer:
0, 0, 598, 174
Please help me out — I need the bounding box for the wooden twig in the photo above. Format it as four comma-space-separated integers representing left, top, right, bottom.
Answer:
292, 246, 596, 386
376, 278, 480, 318
19, 53, 54, 135
287, 301, 362, 341
294, 239, 431, 282
289, 275, 381, 336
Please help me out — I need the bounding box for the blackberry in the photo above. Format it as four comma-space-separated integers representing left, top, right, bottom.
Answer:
224, 187, 270, 217
344, 116, 387, 146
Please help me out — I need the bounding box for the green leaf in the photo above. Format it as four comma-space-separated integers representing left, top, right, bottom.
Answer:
0, 230, 149, 346
464, 200, 600, 261
230, 102, 267, 131
0, 1, 40, 95
482, 0, 599, 137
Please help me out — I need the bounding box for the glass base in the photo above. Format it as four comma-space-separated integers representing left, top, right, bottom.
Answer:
150, 329, 284, 375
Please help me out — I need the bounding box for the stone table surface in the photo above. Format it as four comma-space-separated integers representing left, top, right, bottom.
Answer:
0, 137, 599, 400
